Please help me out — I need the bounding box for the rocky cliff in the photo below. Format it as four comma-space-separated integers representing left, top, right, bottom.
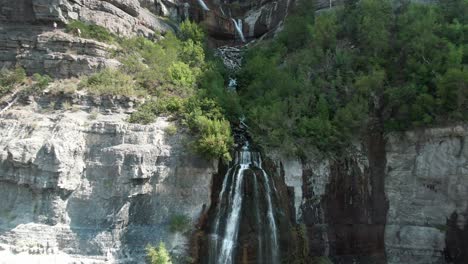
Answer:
279, 125, 468, 264
0, 0, 172, 78
0, 94, 217, 263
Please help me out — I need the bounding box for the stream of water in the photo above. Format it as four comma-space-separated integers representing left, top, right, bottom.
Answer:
207, 141, 279, 264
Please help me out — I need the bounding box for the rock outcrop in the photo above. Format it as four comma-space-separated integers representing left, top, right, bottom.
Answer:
0, 26, 120, 78
187, 0, 292, 41
0, 0, 172, 78
0, 94, 217, 263
0, 0, 172, 37
385, 126, 468, 264
279, 125, 468, 264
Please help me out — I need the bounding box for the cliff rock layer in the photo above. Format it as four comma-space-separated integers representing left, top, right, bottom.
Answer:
0, 95, 217, 263
280, 125, 468, 264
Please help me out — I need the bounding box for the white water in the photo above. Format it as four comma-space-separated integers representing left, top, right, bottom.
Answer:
261, 169, 279, 263
209, 142, 279, 263
197, 0, 210, 11
231, 19, 246, 43
218, 146, 250, 264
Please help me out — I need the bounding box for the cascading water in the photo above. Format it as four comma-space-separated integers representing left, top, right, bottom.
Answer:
202, 38, 282, 264
197, 0, 210, 11
207, 138, 280, 264
231, 19, 246, 43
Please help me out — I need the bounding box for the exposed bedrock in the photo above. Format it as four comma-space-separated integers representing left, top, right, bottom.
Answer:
0, 94, 217, 263
277, 124, 468, 264
187, 0, 292, 41
0, 26, 120, 78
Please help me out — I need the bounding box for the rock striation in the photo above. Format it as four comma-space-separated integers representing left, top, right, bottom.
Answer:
278, 125, 468, 264
0, 94, 217, 263
0, 26, 120, 78
0, 0, 172, 37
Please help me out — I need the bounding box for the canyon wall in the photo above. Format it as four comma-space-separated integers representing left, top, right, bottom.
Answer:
280, 125, 468, 264
0, 95, 217, 263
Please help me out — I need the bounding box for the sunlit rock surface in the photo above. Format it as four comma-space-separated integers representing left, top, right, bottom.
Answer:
0, 95, 217, 263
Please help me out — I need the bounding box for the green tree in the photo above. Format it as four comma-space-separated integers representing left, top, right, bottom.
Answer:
146, 242, 172, 264
179, 20, 205, 43
436, 67, 468, 117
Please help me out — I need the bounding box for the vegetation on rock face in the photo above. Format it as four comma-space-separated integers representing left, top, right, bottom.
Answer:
0, 66, 26, 97
234, 0, 468, 156
79, 68, 144, 96
111, 21, 234, 161
0, 67, 54, 98
169, 214, 191, 233
66, 20, 116, 43
146, 242, 173, 264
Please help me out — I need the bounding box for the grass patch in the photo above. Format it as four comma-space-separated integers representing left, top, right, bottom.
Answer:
164, 124, 177, 136
79, 68, 145, 96
169, 214, 191, 233
0, 66, 26, 97
66, 20, 115, 43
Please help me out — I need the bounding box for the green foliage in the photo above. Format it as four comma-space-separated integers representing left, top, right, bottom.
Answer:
0, 66, 26, 96
79, 68, 143, 96
32, 73, 52, 92
179, 20, 205, 43
66, 20, 115, 42
436, 67, 468, 119
168, 62, 196, 88
130, 96, 233, 161
237, 0, 468, 156
121, 20, 233, 161
164, 124, 178, 136
169, 214, 191, 233
128, 103, 157, 124
191, 115, 233, 162
146, 243, 173, 264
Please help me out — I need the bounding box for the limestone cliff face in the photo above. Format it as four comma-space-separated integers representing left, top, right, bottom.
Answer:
279, 125, 468, 264
0, 95, 217, 263
0, 0, 171, 36
0, 0, 173, 78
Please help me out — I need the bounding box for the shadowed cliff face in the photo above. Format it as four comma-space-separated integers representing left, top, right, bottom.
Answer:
445, 211, 468, 264
301, 111, 389, 263
188, 0, 292, 41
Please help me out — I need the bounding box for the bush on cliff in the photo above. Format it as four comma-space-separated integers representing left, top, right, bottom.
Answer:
120, 21, 234, 162
0, 66, 26, 97
66, 20, 115, 43
237, 0, 468, 156
146, 242, 172, 264
79, 68, 144, 96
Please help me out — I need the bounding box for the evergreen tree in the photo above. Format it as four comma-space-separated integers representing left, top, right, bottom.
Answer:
146, 242, 173, 264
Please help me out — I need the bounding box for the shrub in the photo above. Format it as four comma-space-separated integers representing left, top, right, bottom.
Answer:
179, 20, 205, 43
169, 214, 191, 233
66, 20, 115, 43
191, 116, 233, 162
164, 124, 178, 136
88, 110, 99, 120
168, 62, 196, 88
128, 103, 157, 124
146, 242, 173, 264
62, 101, 72, 110
0, 66, 26, 96
32, 73, 52, 92
80, 68, 144, 96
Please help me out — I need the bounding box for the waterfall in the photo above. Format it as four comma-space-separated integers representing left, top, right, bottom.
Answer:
196, 0, 210, 11
231, 19, 246, 43
208, 141, 280, 264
